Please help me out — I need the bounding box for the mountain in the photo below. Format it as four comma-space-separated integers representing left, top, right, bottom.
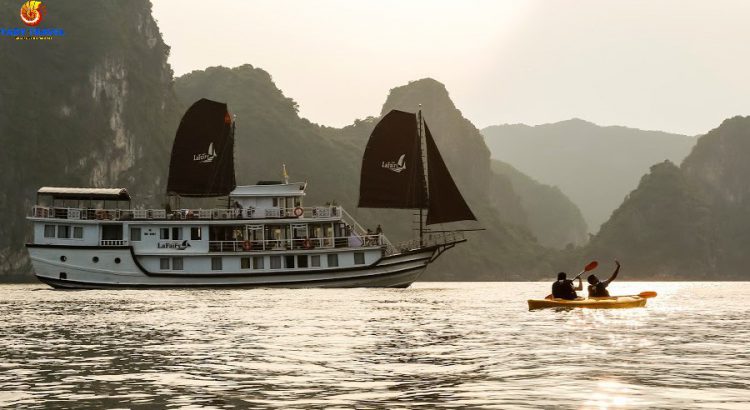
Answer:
577, 116, 750, 279
491, 160, 588, 249
173, 65, 357, 210
0, 0, 554, 281
0, 0, 177, 281
481, 119, 696, 231
175, 73, 552, 280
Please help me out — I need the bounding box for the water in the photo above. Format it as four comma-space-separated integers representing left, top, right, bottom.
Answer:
1, 282, 748, 409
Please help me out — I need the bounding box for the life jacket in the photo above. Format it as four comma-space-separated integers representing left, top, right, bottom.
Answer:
552, 280, 577, 300
588, 283, 610, 297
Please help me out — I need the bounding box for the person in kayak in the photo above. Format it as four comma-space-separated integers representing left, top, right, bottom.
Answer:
552, 272, 582, 300
587, 260, 621, 297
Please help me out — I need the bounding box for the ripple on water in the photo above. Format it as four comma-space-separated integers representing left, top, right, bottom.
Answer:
1, 282, 749, 409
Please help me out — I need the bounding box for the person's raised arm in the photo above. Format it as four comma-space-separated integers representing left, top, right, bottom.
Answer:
604, 260, 620, 285
574, 276, 583, 291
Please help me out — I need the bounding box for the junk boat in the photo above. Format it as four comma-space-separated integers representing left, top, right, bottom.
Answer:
26, 99, 476, 288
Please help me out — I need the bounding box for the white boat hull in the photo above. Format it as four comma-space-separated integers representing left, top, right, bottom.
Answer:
27, 245, 438, 289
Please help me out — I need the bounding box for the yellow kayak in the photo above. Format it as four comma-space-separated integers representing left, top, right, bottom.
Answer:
528, 296, 648, 310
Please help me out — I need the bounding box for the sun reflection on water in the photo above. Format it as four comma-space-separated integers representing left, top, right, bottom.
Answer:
0, 282, 748, 408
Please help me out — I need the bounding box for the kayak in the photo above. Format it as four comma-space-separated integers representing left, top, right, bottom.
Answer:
528, 296, 648, 310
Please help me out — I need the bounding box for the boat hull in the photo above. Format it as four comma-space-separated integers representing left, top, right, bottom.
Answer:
27, 245, 436, 289
527, 296, 648, 310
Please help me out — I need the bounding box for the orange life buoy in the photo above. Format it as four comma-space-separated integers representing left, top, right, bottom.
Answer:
242, 240, 252, 251
302, 238, 312, 249
293, 207, 304, 217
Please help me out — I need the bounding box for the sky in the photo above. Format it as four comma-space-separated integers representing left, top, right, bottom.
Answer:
152, 0, 750, 135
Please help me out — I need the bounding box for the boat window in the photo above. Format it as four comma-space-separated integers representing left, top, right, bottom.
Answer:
101, 225, 123, 240
285, 255, 295, 269
311, 255, 321, 267
160, 228, 169, 240
272, 198, 279, 207
130, 227, 142, 241
270, 256, 282, 269
73, 226, 84, 239
160, 257, 170, 270
297, 255, 308, 268
211, 257, 222, 270
191, 227, 202, 240
354, 252, 365, 265
172, 257, 183, 270
44, 225, 55, 238
172, 227, 182, 240
327, 254, 339, 267
241, 257, 251, 269
57, 225, 70, 239
253, 256, 264, 269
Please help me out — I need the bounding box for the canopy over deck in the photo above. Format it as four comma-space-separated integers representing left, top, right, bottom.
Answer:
229, 182, 307, 198
37, 187, 131, 201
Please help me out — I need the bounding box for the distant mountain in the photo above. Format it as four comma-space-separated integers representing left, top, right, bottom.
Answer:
576, 116, 750, 279
0, 0, 176, 281
491, 160, 588, 249
481, 119, 696, 231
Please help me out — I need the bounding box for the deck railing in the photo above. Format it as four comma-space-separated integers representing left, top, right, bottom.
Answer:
30, 205, 343, 222
100, 239, 128, 246
208, 235, 384, 253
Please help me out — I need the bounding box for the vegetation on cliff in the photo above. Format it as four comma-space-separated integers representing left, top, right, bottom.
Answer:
0, 0, 176, 280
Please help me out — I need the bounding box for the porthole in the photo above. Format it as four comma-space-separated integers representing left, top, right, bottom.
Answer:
114, 257, 121, 264
92, 256, 99, 263
59, 272, 67, 280
60, 255, 67, 262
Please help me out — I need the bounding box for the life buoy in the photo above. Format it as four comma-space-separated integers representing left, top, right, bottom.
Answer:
293, 207, 304, 217
242, 240, 252, 251
302, 238, 312, 249
95, 210, 105, 220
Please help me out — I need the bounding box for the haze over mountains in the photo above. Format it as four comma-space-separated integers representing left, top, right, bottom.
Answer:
574, 116, 750, 279
482, 120, 696, 231
1, 1, 748, 281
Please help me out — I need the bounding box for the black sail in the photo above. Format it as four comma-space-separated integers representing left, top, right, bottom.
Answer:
358, 110, 428, 209
424, 122, 476, 224
167, 99, 236, 197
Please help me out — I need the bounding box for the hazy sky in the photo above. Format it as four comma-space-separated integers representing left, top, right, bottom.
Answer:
152, 0, 750, 135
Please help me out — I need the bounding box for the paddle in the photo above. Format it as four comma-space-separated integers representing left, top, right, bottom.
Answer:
545, 261, 598, 299
590, 291, 658, 300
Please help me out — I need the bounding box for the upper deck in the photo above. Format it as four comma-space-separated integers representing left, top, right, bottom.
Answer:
29, 182, 341, 223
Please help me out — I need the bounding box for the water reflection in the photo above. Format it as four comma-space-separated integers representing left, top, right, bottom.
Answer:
0, 283, 749, 408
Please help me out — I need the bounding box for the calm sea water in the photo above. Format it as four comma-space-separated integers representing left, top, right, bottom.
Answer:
1, 282, 748, 409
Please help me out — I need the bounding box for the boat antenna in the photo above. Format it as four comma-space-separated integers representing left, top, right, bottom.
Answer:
283, 163, 289, 184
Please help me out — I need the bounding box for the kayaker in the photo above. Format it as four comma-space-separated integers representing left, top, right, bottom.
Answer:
551, 272, 582, 300
587, 260, 621, 297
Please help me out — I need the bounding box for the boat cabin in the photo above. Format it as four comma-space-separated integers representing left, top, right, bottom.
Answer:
229, 181, 306, 219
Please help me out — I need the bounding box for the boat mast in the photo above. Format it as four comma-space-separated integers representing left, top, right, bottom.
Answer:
417, 105, 427, 247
